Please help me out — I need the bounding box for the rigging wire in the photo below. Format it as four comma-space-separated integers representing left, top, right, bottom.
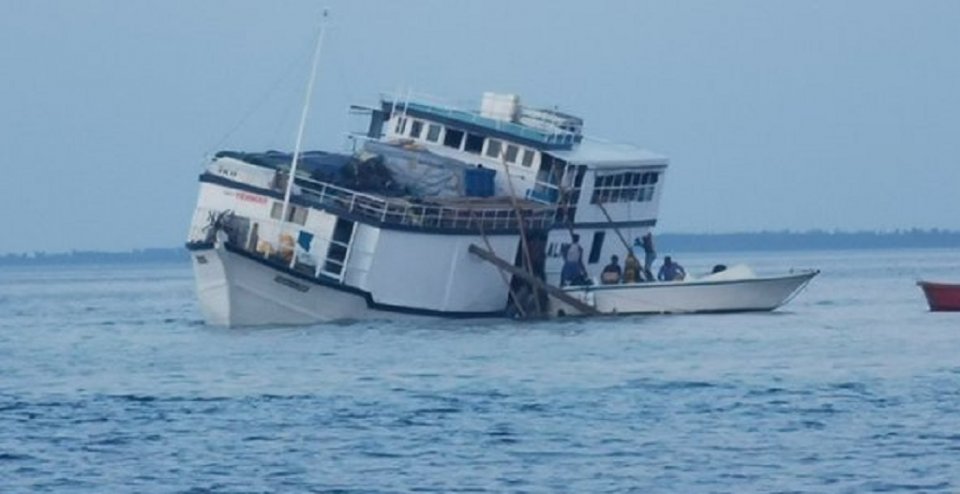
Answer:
280, 9, 329, 237
200, 24, 321, 163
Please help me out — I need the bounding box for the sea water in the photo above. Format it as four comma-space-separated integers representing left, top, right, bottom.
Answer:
1, 249, 959, 493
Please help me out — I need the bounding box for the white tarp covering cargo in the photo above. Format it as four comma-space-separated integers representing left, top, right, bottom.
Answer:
363, 140, 474, 198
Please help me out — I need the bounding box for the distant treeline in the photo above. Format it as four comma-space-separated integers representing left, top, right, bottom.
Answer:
1, 230, 958, 266
0, 248, 189, 266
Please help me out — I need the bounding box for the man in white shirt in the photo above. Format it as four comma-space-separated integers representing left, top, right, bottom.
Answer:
561, 234, 583, 286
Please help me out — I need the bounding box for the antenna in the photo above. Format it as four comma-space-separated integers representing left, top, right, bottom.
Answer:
279, 9, 329, 234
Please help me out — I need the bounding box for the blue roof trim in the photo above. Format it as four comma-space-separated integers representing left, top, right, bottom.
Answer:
382, 101, 577, 151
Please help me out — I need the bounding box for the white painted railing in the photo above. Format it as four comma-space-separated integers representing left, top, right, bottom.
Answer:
294, 175, 558, 232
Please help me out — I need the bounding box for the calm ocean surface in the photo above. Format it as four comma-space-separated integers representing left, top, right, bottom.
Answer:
1, 248, 959, 493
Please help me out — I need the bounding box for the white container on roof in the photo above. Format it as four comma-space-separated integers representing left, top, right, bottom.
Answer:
480, 92, 520, 122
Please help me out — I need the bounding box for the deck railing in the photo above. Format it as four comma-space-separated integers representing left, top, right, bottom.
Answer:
294, 175, 557, 232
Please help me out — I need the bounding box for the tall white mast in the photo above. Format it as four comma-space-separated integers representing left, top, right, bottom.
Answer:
280, 10, 329, 228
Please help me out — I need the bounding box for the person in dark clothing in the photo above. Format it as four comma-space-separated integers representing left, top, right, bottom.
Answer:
641, 232, 657, 280
601, 255, 622, 284
657, 255, 686, 282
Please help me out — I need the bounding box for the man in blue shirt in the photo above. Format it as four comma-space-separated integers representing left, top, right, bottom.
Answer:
657, 256, 686, 282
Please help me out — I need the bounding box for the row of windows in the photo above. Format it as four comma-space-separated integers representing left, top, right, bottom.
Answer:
590, 172, 660, 204
598, 171, 660, 188
393, 116, 538, 168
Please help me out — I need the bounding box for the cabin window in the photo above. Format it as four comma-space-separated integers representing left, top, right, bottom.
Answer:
464, 133, 485, 154
409, 120, 424, 139
443, 128, 465, 149
270, 202, 307, 225
504, 144, 519, 163
591, 171, 660, 204
426, 123, 441, 142
588, 231, 605, 264
394, 117, 407, 135
485, 139, 502, 158
521, 149, 535, 167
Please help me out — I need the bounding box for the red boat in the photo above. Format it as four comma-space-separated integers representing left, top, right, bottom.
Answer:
917, 281, 960, 311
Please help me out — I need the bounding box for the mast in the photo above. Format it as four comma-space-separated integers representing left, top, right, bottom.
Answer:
497, 148, 544, 316
279, 10, 329, 229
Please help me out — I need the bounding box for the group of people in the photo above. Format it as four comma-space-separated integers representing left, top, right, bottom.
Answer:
561, 232, 686, 287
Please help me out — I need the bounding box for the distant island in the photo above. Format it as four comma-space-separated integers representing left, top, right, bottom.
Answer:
1, 229, 958, 266
0, 248, 190, 266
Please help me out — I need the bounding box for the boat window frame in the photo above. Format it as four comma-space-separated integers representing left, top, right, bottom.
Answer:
464, 132, 485, 154
504, 144, 519, 163
521, 149, 535, 168
409, 119, 424, 139
443, 127, 465, 150
394, 116, 407, 136
426, 123, 442, 142
591, 170, 660, 205
485, 138, 503, 158
588, 231, 605, 264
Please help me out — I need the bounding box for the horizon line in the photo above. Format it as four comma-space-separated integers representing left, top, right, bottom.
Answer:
2, 228, 960, 258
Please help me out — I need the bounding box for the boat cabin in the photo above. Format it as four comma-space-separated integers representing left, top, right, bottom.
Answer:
364, 92, 669, 285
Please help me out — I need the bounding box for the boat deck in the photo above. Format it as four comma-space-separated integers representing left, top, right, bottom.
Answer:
296, 176, 558, 233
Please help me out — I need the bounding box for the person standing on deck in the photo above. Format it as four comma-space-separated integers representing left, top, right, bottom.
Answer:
640, 232, 657, 280
623, 249, 642, 283
561, 234, 583, 286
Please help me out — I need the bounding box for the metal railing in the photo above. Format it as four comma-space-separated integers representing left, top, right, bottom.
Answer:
294, 175, 558, 232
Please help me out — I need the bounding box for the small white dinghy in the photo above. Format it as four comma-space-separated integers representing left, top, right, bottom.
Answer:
554, 264, 819, 316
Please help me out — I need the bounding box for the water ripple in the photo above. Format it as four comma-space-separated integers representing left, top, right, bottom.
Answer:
2, 259, 960, 492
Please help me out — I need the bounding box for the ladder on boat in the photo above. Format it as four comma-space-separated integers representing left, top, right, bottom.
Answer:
321, 218, 356, 282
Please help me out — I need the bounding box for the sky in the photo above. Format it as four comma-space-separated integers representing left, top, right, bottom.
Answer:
1, 0, 958, 254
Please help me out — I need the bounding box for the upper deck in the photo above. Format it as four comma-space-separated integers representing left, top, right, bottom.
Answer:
381, 93, 583, 151
202, 153, 560, 235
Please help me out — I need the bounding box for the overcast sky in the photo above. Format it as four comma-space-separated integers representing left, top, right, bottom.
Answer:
2, 0, 958, 253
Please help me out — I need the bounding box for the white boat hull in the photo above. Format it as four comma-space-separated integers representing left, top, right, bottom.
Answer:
191, 243, 403, 326
554, 269, 818, 316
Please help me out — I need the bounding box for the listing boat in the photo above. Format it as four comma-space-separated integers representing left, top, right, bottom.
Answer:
186, 90, 671, 325
184, 88, 817, 326
556, 265, 819, 316
184, 26, 816, 326
917, 281, 960, 311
